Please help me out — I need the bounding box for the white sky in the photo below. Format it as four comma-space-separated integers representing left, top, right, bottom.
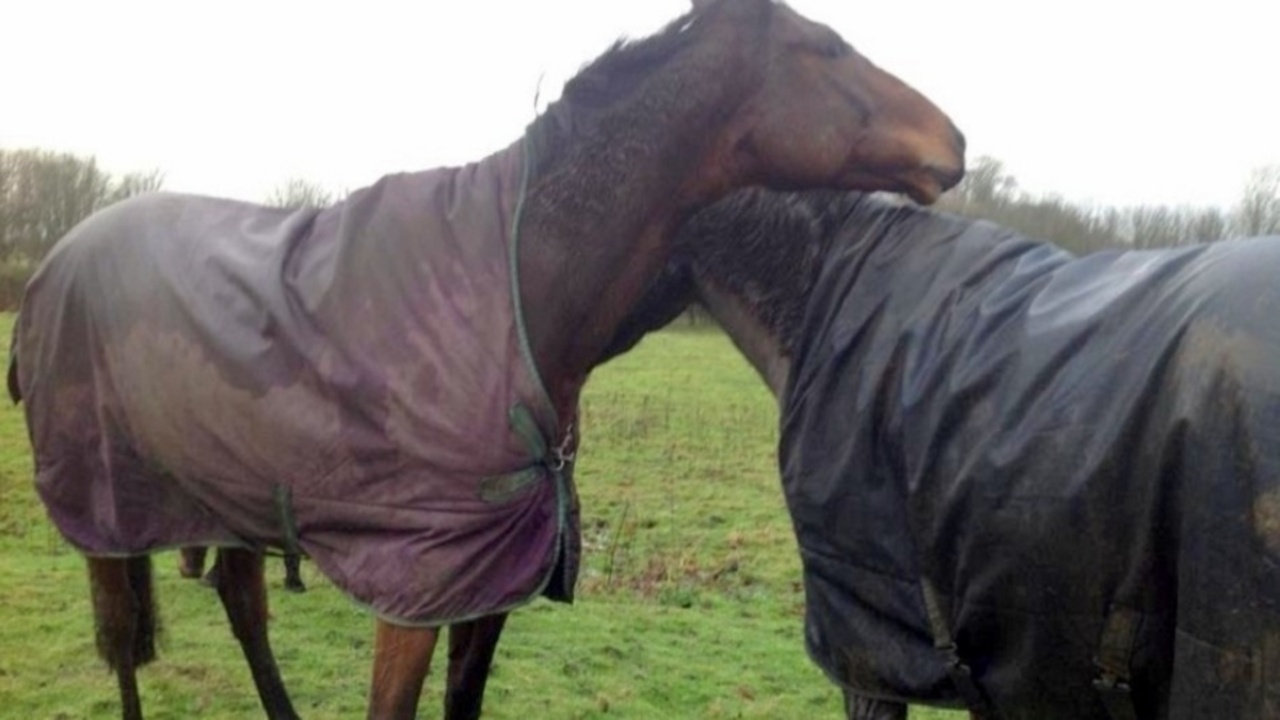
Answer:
3, 0, 1277, 210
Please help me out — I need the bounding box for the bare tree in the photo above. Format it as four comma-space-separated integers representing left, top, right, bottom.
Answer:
1183, 206, 1230, 245
0, 148, 165, 307
939, 160, 1127, 254
1127, 206, 1186, 249
938, 157, 1245, 252
109, 169, 166, 204
0, 148, 164, 264
0, 152, 14, 263
0, 150, 107, 260
265, 178, 333, 209
1235, 165, 1280, 237
939, 155, 1019, 215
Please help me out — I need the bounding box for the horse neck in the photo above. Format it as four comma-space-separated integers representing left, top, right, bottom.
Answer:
516, 28, 760, 418
675, 189, 869, 404
695, 277, 791, 402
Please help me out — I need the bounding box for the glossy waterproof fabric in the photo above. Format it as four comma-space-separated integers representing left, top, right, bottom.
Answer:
12, 141, 579, 625
780, 197, 1280, 718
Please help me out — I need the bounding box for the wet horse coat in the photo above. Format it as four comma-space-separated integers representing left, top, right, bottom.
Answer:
12, 141, 579, 624
777, 198, 1280, 718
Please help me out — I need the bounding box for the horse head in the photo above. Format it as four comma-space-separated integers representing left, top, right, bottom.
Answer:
689, 0, 965, 204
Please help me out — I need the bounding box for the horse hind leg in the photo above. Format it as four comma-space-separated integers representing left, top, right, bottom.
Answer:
213, 547, 299, 720
444, 613, 509, 720
87, 555, 159, 720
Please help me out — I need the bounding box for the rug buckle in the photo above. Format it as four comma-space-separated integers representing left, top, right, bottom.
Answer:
551, 422, 576, 471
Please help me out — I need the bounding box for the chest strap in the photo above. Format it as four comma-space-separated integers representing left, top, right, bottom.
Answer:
1093, 606, 1141, 720
919, 577, 998, 719
272, 483, 302, 556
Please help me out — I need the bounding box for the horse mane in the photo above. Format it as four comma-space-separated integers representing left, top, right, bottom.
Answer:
604, 187, 966, 363
560, 14, 703, 109
675, 188, 875, 355
523, 0, 773, 184
595, 187, 849, 367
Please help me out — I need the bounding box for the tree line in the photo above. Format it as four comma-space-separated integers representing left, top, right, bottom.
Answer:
0, 149, 332, 309
1, 147, 1278, 311
937, 157, 1280, 255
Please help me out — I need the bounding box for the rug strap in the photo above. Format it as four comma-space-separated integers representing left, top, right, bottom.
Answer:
474, 405, 555, 503
272, 483, 302, 557
508, 401, 578, 603
1092, 606, 1141, 720
509, 403, 550, 460
919, 577, 998, 718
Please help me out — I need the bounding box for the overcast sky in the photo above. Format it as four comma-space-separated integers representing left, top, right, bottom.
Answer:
4, 0, 1277, 210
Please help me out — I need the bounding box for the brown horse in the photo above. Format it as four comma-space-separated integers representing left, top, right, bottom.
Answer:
6, 2, 963, 719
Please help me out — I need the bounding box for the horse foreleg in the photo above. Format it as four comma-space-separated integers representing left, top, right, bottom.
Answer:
87, 556, 158, 720
368, 619, 440, 720
444, 613, 509, 720
844, 690, 908, 720
213, 548, 299, 720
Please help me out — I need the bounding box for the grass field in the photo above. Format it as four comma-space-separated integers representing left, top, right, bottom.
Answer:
0, 312, 961, 719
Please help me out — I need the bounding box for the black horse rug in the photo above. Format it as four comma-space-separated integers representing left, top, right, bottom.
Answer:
780, 197, 1280, 718
10, 140, 580, 625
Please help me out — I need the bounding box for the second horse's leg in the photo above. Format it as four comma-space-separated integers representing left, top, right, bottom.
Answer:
444, 613, 509, 720
281, 552, 306, 593
214, 547, 299, 720
177, 546, 208, 579
368, 619, 440, 720
844, 691, 908, 720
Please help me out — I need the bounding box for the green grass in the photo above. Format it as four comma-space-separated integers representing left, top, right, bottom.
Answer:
0, 313, 962, 719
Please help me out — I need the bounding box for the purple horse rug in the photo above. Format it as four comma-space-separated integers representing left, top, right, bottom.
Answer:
10, 140, 580, 625
780, 195, 1280, 718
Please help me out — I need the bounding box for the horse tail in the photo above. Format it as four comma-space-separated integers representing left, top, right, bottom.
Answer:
7, 355, 20, 403
87, 556, 161, 671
